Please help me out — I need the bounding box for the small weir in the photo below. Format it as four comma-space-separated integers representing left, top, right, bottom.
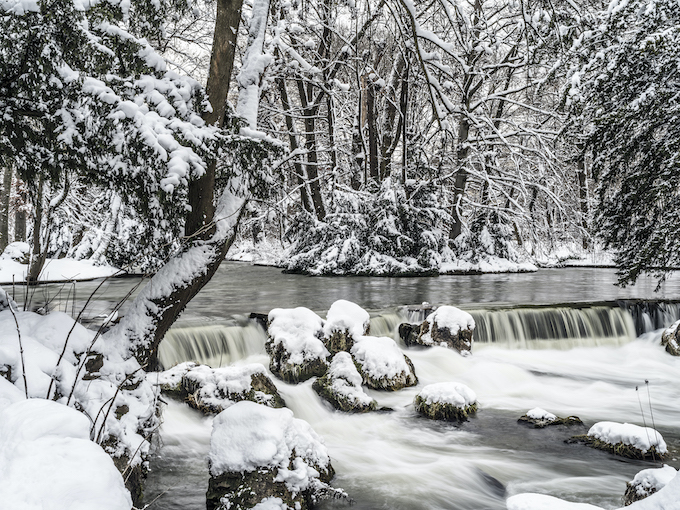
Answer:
158, 300, 680, 368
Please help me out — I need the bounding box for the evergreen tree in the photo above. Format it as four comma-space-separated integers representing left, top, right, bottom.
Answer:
568, 0, 680, 284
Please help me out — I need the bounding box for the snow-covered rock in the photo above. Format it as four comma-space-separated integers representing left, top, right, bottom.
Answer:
518, 407, 584, 428
623, 465, 678, 506
182, 364, 285, 414
0, 398, 132, 510
266, 308, 330, 383
400, 306, 475, 354
154, 361, 197, 396
323, 300, 370, 355
414, 382, 478, 422
661, 320, 680, 356
570, 421, 667, 461
207, 401, 344, 510
350, 336, 417, 391
312, 352, 377, 413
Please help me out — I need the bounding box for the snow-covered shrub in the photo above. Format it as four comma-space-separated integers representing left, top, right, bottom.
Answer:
286, 178, 448, 275
623, 465, 677, 506
0, 398, 133, 510
207, 401, 345, 510
0, 310, 160, 502
570, 421, 667, 461
266, 308, 329, 383
323, 300, 370, 355
312, 352, 377, 413
1, 242, 30, 264
445, 212, 536, 274
414, 382, 478, 422
350, 336, 418, 391
517, 407, 584, 428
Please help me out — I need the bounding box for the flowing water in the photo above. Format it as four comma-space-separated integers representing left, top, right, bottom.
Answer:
21, 264, 680, 509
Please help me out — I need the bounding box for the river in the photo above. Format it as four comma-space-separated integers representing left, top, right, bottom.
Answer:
22, 264, 680, 509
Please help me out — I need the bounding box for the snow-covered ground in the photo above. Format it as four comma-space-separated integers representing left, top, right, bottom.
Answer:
0, 257, 123, 283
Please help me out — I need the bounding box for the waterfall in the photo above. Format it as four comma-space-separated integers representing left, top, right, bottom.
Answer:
468, 306, 636, 349
617, 300, 680, 335
158, 320, 267, 369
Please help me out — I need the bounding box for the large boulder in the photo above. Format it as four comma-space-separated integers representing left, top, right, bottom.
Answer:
312, 352, 377, 413
266, 308, 330, 383
399, 306, 475, 355
207, 401, 345, 510
350, 336, 417, 391
623, 465, 677, 506
518, 408, 584, 428
414, 382, 478, 422
661, 320, 680, 356
323, 300, 370, 355
568, 422, 668, 461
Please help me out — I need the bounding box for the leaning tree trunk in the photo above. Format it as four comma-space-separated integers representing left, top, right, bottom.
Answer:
27, 177, 45, 284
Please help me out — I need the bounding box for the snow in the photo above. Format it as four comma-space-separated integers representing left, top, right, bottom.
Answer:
416, 382, 477, 408
508, 471, 680, 510
526, 407, 557, 421
0, 257, 122, 283
506, 494, 605, 510
350, 336, 411, 380
209, 401, 330, 494
268, 307, 329, 365
326, 352, 375, 407
0, 310, 159, 469
324, 300, 370, 339
587, 421, 667, 454
0, 399, 132, 510
251, 498, 289, 510
629, 465, 677, 498
155, 361, 197, 390
440, 257, 538, 274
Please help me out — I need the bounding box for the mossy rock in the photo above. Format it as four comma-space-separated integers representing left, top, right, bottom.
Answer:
324, 328, 355, 356
415, 396, 478, 422
518, 415, 584, 428
266, 340, 329, 384
184, 371, 286, 415
354, 355, 418, 391
399, 322, 426, 347
207, 460, 336, 510
312, 374, 377, 413
566, 435, 668, 461
623, 481, 656, 506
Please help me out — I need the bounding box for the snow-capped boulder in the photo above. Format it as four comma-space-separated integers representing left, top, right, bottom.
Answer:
155, 363, 285, 414
323, 300, 370, 355
414, 382, 478, 422
350, 336, 418, 391
399, 306, 475, 354
207, 401, 345, 510
312, 352, 377, 413
0, 399, 133, 510
661, 320, 680, 356
518, 407, 584, 428
623, 465, 677, 506
266, 308, 330, 384
569, 421, 667, 461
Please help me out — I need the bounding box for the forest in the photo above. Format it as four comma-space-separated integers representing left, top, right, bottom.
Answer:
2, 0, 678, 284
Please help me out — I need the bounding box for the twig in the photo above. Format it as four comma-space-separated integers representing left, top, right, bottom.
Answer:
8, 303, 28, 398
636, 385, 656, 463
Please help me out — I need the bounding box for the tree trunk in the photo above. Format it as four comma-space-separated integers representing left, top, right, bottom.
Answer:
297, 79, 326, 220
0, 165, 12, 251
185, 0, 243, 238
367, 82, 379, 183
449, 119, 470, 241
276, 76, 312, 213
577, 154, 589, 249
27, 177, 45, 284
102, 0, 248, 368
